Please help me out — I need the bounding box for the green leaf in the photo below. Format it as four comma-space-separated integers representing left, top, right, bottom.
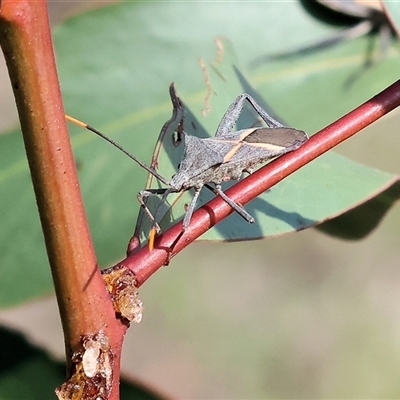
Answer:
0, 325, 166, 400
1, 1, 399, 306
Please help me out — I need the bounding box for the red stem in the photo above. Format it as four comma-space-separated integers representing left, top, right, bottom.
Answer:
119, 79, 400, 285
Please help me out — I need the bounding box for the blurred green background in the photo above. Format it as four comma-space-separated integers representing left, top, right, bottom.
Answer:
1, 1, 400, 398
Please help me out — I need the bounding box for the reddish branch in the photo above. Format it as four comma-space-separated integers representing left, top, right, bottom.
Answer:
120, 78, 400, 285
0, 1, 124, 399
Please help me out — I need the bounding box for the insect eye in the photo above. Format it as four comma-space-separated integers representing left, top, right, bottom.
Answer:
172, 129, 182, 146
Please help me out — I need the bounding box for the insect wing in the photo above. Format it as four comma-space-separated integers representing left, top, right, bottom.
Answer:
243, 127, 308, 148
243, 127, 308, 161
220, 127, 308, 165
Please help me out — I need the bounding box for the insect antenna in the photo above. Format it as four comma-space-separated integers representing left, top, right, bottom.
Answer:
65, 115, 169, 185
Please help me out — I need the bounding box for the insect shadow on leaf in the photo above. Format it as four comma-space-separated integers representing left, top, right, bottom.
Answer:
66, 84, 308, 251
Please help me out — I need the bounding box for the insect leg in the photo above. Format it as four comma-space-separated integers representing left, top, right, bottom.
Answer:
240, 94, 285, 129
215, 94, 285, 138
137, 188, 169, 233
139, 187, 179, 250
182, 187, 202, 230
214, 185, 255, 224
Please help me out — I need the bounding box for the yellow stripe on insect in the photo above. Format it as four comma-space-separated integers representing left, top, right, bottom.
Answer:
247, 142, 286, 151
238, 128, 257, 140
223, 142, 243, 163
